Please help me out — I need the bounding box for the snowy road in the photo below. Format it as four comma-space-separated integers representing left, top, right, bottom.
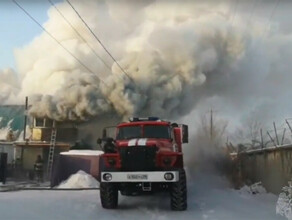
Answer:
0, 175, 284, 220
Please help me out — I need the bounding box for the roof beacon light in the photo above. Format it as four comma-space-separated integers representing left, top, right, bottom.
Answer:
148, 117, 160, 121
129, 117, 160, 122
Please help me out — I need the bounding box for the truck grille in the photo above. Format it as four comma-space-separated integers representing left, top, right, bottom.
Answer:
119, 146, 157, 171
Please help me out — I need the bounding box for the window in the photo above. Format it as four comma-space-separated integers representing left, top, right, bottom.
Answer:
45, 119, 53, 128
34, 118, 55, 128
35, 118, 44, 127
144, 125, 170, 139
117, 126, 142, 140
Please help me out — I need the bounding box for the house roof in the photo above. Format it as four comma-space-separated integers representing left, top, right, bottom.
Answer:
0, 105, 25, 131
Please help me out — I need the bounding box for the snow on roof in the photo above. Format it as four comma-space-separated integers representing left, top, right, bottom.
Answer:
60, 150, 104, 156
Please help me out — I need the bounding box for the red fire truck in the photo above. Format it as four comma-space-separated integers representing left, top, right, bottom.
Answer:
98, 117, 188, 210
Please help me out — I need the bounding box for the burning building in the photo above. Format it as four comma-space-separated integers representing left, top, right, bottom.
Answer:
14, 116, 78, 172
0, 99, 80, 180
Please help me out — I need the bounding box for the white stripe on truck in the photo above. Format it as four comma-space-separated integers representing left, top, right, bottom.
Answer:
128, 139, 137, 146
138, 138, 147, 146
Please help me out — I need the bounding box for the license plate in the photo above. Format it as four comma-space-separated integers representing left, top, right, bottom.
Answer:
127, 174, 148, 180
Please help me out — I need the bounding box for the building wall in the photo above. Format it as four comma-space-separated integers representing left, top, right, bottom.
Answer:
239, 146, 292, 194
23, 147, 42, 170
0, 144, 14, 164
22, 146, 70, 170
31, 128, 78, 143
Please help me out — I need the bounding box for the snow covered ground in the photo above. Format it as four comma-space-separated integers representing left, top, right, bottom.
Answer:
0, 173, 284, 220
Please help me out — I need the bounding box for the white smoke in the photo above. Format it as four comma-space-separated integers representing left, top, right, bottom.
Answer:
0, 68, 20, 104
0, 0, 292, 123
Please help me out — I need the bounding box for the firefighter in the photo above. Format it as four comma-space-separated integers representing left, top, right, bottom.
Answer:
34, 155, 43, 182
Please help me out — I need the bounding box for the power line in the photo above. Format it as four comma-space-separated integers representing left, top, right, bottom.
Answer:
47, 0, 112, 72
12, 0, 115, 106
65, 0, 134, 83
263, 0, 281, 37
230, 0, 239, 26
269, 0, 281, 22
227, 0, 236, 18
12, 0, 92, 76
227, 0, 233, 16
247, 0, 259, 24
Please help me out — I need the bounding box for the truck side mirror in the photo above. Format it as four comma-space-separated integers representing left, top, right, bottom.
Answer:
97, 138, 102, 145
104, 138, 116, 153
182, 124, 188, 143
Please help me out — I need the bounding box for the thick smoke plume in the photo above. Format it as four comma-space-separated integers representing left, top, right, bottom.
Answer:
185, 114, 230, 174
0, 68, 20, 104
1, 0, 292, 124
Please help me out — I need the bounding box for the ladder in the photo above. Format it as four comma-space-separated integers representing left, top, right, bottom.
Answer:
47, 128, 57, 178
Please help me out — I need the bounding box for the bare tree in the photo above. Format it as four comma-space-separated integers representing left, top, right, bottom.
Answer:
234, 116, 262, 149
197, 112, 229, 149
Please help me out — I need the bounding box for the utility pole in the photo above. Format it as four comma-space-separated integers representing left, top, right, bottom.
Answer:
23, 96, 28, 141
210, 109, 213, 140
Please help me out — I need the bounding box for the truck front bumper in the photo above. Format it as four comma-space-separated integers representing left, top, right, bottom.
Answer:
101, 171, 179, 183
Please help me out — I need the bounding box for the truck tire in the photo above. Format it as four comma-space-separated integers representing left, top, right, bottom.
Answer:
170, 169, 187, 211
100, 183, 118, 209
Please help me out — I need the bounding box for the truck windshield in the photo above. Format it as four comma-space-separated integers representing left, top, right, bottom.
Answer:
117, 126, 141, 140
116, 125, 170, 140
144, 125, 170, 139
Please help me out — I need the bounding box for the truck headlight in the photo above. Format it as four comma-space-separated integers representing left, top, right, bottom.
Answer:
164, 172, 174, 181
103, 173, 112, 181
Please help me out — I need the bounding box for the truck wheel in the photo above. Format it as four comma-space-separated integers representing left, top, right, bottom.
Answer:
170, 169, 187, 211
100, 183, 118, 209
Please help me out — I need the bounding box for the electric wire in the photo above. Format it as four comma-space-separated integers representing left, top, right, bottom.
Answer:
269, 0, 281, 22
247, 0, 259, 24
12, 0, 100, 81
230, 0, 239, 26
65, 0, 134, 83
12, 0, 116, 107
47, 0, 112, 72
227, 0, 233, 16
264, 0, 280, 32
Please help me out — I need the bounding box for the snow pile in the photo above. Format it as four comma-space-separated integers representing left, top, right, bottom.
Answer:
276, 180, 292, 220
57, 170, 99, 189
239, 182, 267, 195
60, 150, 104, 156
